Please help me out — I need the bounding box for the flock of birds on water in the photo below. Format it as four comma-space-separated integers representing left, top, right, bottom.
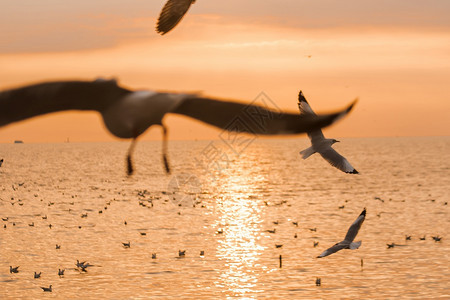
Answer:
1, 184, 445, 292
0, 0, 446, 295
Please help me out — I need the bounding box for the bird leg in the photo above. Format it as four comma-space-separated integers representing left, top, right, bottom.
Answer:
162, 125, 171, 174
126, 137, 137, 176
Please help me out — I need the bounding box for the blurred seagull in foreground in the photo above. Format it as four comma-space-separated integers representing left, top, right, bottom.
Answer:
297, 91, 359, 174
157, 0, 196, 35
317, 208, 366, 258
0, 79, 356, 175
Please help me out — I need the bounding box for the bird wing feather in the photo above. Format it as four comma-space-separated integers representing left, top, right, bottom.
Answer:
171, 96, 356, 135
343, 208, 366, 242
317, 242, 347, 258
318, 148, 358, 174
297, 91, 325, 142
0, 80, 130, 128
157, 0, 195, 35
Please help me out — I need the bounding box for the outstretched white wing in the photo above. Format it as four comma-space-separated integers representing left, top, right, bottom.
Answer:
344, 208, 366, 242
317, 242, 347, 258
319, 148, 359, 174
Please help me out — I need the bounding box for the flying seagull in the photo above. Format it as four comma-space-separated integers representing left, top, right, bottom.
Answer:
317, 208, 366, 258
298, 91, 358, 174
157, 0, 196, 35
0, 79, 356, 175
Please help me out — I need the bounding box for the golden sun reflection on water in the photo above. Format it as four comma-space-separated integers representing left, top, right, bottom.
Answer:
214, 173, 267, 298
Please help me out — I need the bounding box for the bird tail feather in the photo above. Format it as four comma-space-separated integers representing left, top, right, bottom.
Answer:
300, 146, 315, 159
349, 241, 362, 250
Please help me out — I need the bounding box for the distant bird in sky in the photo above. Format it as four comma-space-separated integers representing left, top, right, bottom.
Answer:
0, 79, 356, 175
317, 208, 366, 258
157, 0, 196, 35
297, 91, 359, 174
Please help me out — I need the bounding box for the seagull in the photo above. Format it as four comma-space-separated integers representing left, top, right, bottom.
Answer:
432, 236, 442, 242
157, 0, 196, 35
41, 285, 52, 292
297, 91, 358, 174
0, 79, 356, 175
76, 260, 94, 272
10, 266, 19, 273
317, 208, 366, 258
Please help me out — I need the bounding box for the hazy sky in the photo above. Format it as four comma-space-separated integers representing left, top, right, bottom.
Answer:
1, 0, 449, 142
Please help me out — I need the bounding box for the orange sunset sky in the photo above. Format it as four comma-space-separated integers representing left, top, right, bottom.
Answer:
1, 0, 449, 143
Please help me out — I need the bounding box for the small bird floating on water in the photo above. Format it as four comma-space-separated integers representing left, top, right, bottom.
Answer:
316, 277, 321, 286
41, 285, 52, 292
432, 236, 442, 242
10, 266, 19, 273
